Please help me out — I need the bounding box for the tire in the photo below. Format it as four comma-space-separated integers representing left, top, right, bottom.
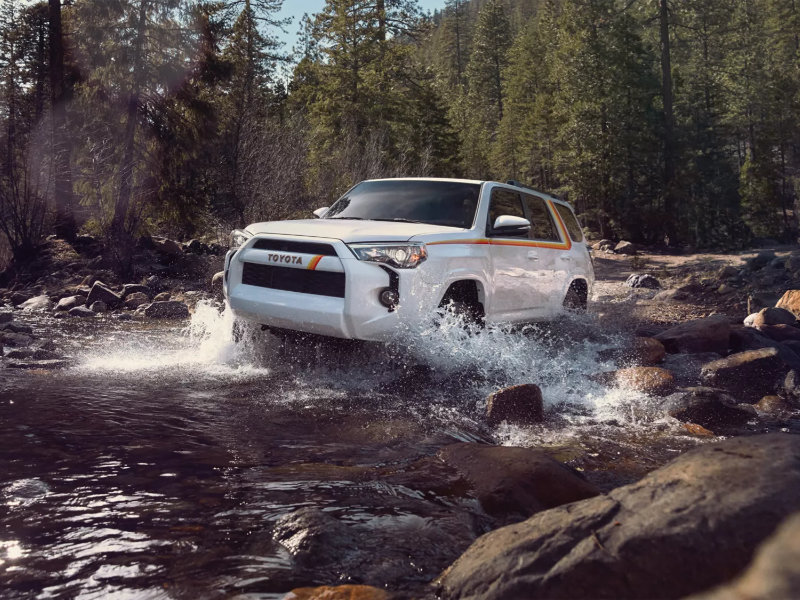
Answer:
439, 300, 485, 328
563, 281, 588, 311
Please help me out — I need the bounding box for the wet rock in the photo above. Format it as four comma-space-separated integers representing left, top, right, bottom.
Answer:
1, 332, 33, 347
654, 315, 730, 354
751, 307, 796, 328
5, 348, 60, 360
614, 240, 636, 255
211, 271, 224, 295
746, 250, 776, 271
0, 311, 13, 324
681, 423, 715, 437
19, 294, 53, 312
687, 512, 800, 600
661, 352, 722, 387
284, 586, 392, 600
700, 347, 789, 402
757, 324, 800, 343
144, 300, 189, 319
729, 325, 800, 370
614, 366, 675, 396
6, 359, 69, 369
776, 289, 800, 318
755, 394, 793, 415
86, 281, 121, 308
624, 273, 660, 289
113, 313, 134, 321
668, 387, 756, 428
598, 337, 665, 366
122, 284, 151, 298
9, 291, 32, 306
55, 295, 81, 311
274, 507, 357, 567
4, 322, 32, 334
436, 434, 800, 600
124, 292, 150, 310
437, 443, 600, 522
748, 291, 780, 314
782, 370, 800, 404
68, 306, 96, 318
152, 237, 183, 257
153, 291, 171, 302
90, 301, 108, 313
486, 384, 544, 426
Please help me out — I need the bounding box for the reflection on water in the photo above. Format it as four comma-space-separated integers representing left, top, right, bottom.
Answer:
0, 302, 762, 598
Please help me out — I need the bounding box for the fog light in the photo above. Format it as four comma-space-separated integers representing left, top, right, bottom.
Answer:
379, 288, 399, 308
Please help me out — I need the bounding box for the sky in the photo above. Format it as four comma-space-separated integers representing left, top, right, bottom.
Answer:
274, 0, 447, 53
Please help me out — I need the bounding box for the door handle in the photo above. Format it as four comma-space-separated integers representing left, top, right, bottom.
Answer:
527, 251, 539, 260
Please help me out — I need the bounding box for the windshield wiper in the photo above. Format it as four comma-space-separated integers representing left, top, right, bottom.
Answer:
371, 218, 427, 224
328, 217, 368, 220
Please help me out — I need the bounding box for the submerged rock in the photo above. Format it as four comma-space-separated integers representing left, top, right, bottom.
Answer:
436, 434, 800, 600
486, 384, 544, 426
6, 359, 68, 369
284, 586, 392, 600
668, 387, 756, 428
90, 301, 108, 313
144, 300, 189, 319
598, 337, 666, 366
0, 311, 12, 324
655, 315, 730, 354
68, 306, 95, 318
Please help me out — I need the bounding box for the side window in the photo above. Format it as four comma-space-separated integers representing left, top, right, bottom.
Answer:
487, 188, 525, 236
553, 203, 585, 242
522, 194, 560, 241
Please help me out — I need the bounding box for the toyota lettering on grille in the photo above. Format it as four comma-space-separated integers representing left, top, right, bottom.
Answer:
268, 253, 303, 265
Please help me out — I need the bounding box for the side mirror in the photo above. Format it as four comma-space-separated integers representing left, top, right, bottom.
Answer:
313, 207, 329, 218
492, 215, 531, 236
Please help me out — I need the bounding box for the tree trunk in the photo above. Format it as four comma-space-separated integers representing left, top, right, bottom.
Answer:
659, 0, 677, 244
48, 0, 76, 241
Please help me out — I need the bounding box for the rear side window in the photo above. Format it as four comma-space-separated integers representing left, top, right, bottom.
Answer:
522, 194, 560, 241
553, 203, 584, 242
488, 188, 524, 234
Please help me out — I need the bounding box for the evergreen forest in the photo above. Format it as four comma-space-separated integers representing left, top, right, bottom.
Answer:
1, 0, 799, 270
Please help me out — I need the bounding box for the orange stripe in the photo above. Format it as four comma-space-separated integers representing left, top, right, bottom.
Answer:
307, 255, 324, 270
547, 200, 573, 250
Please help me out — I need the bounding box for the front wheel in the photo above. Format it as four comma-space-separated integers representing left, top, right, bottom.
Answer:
563, 280, 588, 311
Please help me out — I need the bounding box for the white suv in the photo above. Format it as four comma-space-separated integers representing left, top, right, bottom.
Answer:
223, 178, 593, 341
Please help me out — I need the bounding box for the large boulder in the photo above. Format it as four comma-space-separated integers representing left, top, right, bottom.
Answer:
687, 513, 800, 600
55, 295, 82, 311
757, 324, 800, 343
124, 292, 150, 310
776, 290, 800, 319
19, 294, 52, 312
625, 274, 660, 289
667, 387, 757, 429
436, 434, 800, 600
122, 283, 151, 298
144, 300, 189, 319
614, 241, 637, 255
486, 384, 544, 426
751, 307, 796, 328
729, 325, 800, 370
86, 281, 121, 308
152, 237, 183, 257
614, 366, 675, 396
436, 444, 600, 522
700, 347, 789, 402
654, 316, 731, 354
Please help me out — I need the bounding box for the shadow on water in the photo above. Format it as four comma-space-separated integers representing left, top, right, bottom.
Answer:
0, 302, 743, 598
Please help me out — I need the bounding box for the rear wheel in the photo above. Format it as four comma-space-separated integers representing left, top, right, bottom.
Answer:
563, 280, 588, 311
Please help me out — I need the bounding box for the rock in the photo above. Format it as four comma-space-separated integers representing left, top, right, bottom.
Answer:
19, 294, 53, 312
598, 337, 666, 366
788, 252, 800, 272
748, 292, 780, 314
701, 347, 789, 402
145, 275, 162, 291
437, 443, 600, 522
284, 586, 392, 600
144, 300, 189, 319
782, 370, 800, 404
592, 239, 614, 252
746, 250, 776, 271
274, 508, 357, 568
86, 281, 122, 308
6, 359, 69, 369
5, 348, 60, 360
681, 423, 715, 437
744, 312, 758, 327
661, 352, 723, 387
68, 306, 96, 318
0, 311, 13, 324
5, 322, 32, 334
757, 324, 800, 343
775, 290, 800, 318
613, 240, 636, 255
716, 283, 735, 295
751, 307, 797, 328
153, 291, 171, 302
687, 512, 800, 600
668, 387, 757, 428
755, 394, 793, 414
769, 257, 786, 270
436, 434, 800, 600
9, 291, 32, 306
55, 296, 81, 311
152, 237, 183, 257
90, 301, 108, 313
211, 271, 224, 295
729, 325, 800, 370
185, 239, 208, 255
114, 312, 134, 321
124, 292, 150, 310
486, 384, 544, 426
0, 332, 34, 347
655, 315, 731, 354
719, 265, 739, 279
122, 284, 151, 298
653, 289, 688, 303
624, 273, 660, 289
613, 366, 675, 396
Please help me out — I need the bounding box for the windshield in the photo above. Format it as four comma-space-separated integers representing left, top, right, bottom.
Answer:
325, 180, 481, 229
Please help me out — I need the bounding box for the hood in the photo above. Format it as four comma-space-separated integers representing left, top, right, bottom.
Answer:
246, 219, 466, 243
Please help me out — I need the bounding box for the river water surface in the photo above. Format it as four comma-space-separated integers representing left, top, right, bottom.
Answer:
1, 304, 748, 598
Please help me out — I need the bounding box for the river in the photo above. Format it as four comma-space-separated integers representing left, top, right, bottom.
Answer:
1, 303, 735, 598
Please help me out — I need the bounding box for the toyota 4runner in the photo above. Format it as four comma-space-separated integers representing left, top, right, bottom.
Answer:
223, 178, 594, 341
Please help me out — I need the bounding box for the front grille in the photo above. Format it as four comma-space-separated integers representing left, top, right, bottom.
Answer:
252, 238, 338, 256
242, 262, 345, 298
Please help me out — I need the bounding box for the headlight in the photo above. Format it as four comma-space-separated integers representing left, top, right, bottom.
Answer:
230, 229, 252, 250
349, 243, 427, 269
